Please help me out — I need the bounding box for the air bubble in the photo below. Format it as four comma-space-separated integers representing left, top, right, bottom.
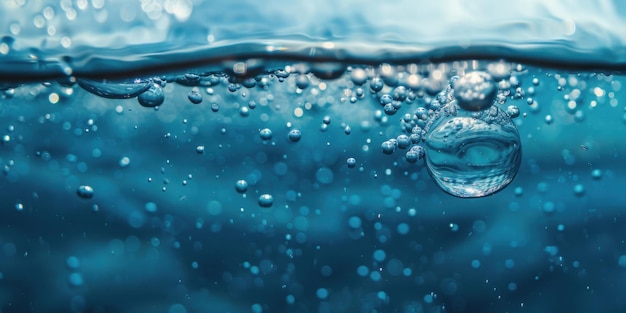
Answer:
452, 71, 496, 111
68, 272, 83, 286
591, 169, 603, 180
544, 115, 553, 124
396, 135, 411, 149
235, 180, 248, 193
350, 68, 368, 85
381, 141, 396, 155
66, 256, 81, 269
379, 94, 393, 105
187, 90, 202, 104
383, 103, 397, 115
76, 185, 94, 199
316, 288, 329, 300
347, 158, 356, 168
295, 75, 310, 89
287, 129, 302, 142
573, 184, 585, 197
369, 77, 384, 92
138, 83, 165, 107
119, 156, 130, 167
259, 128, 272, 141
258, 194, 274, 208
506, 105, 520, 118
424, 105, 522, 197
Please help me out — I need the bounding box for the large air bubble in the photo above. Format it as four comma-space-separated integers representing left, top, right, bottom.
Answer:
424, 105, 521, 198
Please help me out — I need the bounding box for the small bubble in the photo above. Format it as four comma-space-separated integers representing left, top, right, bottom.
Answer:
383, 103, 397, 115
119, 156, 130, 168
295, 75, 309, 89
322, 116, 331, 125
241, 78, 256, 88
506, 105, 520, 118
381, 141, 396, 155
591, 169, 603, 180
66, 256, 80, 269
227, 83, 238, 92
316, 288, 329, 300
239, 106, 250, 117
210, 103, 219, 112
145, 202, 158, 213
350, 68, 368, 85
68, 273, 83, 286
486, 62, 512, 81
235, 180, 248, 193
452, 71, 496, 111
380, 94, 393, 105
348, 216, 362, 228
347, 158, 356, 168
542, 201, 555, 214
397, 223, 410, 234
258, 194, 274, 208
187, 90, 202, 104
544, 115, 553, 125
287, 129, 302, 142
137, 84, 164, 108
259, 128, 272, 141
396, 135, 411, 149
370, 77, 384, 92
471, 259, 481, 269
76, 185, 94, 199
344, 125, 352, 135
196, 145, 205, 154
274, 69, 290, 78
373, 249, 387, 262
15, 202, 23, 211
573, 184, 585, 197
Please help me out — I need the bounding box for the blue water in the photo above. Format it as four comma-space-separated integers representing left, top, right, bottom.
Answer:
1, 1, 626, 313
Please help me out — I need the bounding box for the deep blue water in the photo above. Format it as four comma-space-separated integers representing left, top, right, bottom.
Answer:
1, 1, 626, 313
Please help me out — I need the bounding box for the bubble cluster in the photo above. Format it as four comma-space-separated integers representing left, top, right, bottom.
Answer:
376, 70, 522, 197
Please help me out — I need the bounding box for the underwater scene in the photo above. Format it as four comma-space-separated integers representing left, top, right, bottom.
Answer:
1, 1, 626, 312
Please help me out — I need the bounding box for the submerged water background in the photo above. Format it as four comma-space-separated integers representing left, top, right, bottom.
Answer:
1, 1, 626, 313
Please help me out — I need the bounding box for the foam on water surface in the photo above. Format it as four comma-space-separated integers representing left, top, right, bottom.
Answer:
2, 0, 626, 80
